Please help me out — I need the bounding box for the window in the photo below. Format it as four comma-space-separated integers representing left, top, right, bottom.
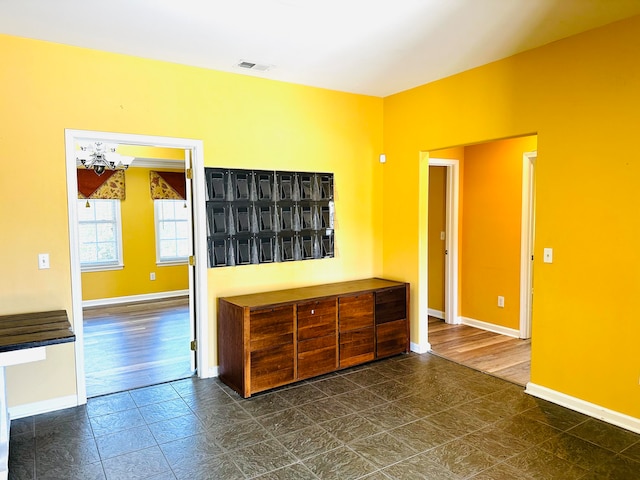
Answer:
77, 199, 123, 270
155, 200, 190, 264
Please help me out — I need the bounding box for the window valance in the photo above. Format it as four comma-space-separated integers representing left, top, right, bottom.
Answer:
77, 169, 126, 200
149, 171, 186, 200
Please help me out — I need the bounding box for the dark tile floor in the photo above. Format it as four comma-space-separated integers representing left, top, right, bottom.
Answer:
9, 353, 640, 479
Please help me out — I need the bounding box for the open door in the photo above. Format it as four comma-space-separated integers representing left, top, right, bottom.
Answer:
184, 148, 197, 371
429, 158, 460, 325
520, 151, 537, 339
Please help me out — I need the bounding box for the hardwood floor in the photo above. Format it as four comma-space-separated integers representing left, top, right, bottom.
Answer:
83, 297, 194, 398
428, 316, 531, 386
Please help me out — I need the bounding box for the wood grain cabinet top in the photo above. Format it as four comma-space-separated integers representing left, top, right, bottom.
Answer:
218, 278, 409, 397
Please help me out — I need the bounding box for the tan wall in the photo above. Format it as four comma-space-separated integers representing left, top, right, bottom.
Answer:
81, 167, 189, 301
427, 166, 446, 313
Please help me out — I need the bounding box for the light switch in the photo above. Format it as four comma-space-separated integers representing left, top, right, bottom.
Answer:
543, 248, 553, 263
440, 231, 446, 240
38, 253, 50, 269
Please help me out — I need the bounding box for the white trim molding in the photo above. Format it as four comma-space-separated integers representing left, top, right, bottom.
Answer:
460, 316, 520, 338
82, 290, 189, 308
428, 158, 460, 326
526, 383, 640, 435
65, 129, 210, 406
427, 308, 445, 320
519, 151, 536, 339
9, 395, 79, 420
410, 341, 431, 354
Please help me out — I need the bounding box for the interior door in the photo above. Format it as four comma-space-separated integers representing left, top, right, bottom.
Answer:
184, 148, 197, 371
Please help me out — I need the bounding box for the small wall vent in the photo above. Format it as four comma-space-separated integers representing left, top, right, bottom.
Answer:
237, 60, 271, 72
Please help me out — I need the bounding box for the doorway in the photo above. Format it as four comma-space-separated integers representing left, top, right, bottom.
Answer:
65, 130, 209, 404
421, 137, 537, 383
427, 158, 459, 326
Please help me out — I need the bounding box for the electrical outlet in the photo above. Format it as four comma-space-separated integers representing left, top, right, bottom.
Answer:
150, 272, 156, 281
497, 296, 505, 308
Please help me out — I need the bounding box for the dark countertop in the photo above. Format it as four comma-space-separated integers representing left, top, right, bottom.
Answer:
0, 310, 75, 353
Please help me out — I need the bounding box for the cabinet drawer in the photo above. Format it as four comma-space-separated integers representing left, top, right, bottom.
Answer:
250, 343, 295, 393
250, 305, 294, 351
298, 333, 337, 354
375, 287, 406, 324
339, 327, 374, 368
339, 293, 374, 332
298, 335, 337, 380
297, 299, 337, 341
376, 319, 408, 358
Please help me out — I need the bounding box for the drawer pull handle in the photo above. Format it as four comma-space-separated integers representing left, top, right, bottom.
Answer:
311, 309, 315, 315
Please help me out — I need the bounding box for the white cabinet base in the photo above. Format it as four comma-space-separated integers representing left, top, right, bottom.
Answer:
0, 347, 46, 480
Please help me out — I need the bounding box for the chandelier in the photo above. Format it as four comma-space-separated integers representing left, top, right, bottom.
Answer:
77, 141, 134, 175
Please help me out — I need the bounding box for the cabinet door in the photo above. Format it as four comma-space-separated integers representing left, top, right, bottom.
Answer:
375, 287, 406, 324
298, 334, 338, 379
249, 304, 295, 394
376, 319, 407, 358
375, 286, 408, 358
250, 343, 295, 393
297, 299, 336, 341
249, 305, 295, 351
339, 327, 375, 368
338, 293, 374, 332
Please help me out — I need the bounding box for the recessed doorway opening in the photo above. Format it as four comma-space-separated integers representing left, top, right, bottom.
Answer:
65, 130, 209, 403
421, 135, 537, 385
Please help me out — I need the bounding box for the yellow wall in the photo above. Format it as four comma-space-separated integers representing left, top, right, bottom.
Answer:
427, 166, 446, 312
384, 16, 640, 418
80, 167, 189, 301
461, 136, 536, 330
0, 34, 383, 407
4, 12, 640, 424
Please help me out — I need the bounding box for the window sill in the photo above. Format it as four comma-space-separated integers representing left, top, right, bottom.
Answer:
81, 264, 124, 273
157, 260, 188, 267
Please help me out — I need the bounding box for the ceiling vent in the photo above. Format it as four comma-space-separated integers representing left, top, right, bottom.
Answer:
237, 60, 271, 72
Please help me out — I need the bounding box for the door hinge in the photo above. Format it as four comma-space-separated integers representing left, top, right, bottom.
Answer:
189, 255, 195, 266
190, 340, 197, 351
531, 255, 534, 261
186, 168, 193, 179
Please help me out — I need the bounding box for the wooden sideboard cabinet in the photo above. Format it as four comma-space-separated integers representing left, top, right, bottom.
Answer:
218, 278, 409, 397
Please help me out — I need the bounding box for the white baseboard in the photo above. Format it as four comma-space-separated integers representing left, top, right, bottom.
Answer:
526, 383, 640, 434
410, 342, 431, 354
10, 366, 217, 420
83, 290, 189, 308
427, 308, 445, 320
9, 395, 78, 420
460, 316, 520, 338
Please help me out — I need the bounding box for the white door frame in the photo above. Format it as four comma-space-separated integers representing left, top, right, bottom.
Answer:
429, 158, 460, 325
65, 129, 209, 404
519, 151, 537, 338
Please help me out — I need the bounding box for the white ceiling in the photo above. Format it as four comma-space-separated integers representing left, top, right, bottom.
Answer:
2, 0, 640, 97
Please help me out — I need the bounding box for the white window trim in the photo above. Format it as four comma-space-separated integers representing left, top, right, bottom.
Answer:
154, 200, 189, 265
81, 264, 124, 273
78, 199, 124, 272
